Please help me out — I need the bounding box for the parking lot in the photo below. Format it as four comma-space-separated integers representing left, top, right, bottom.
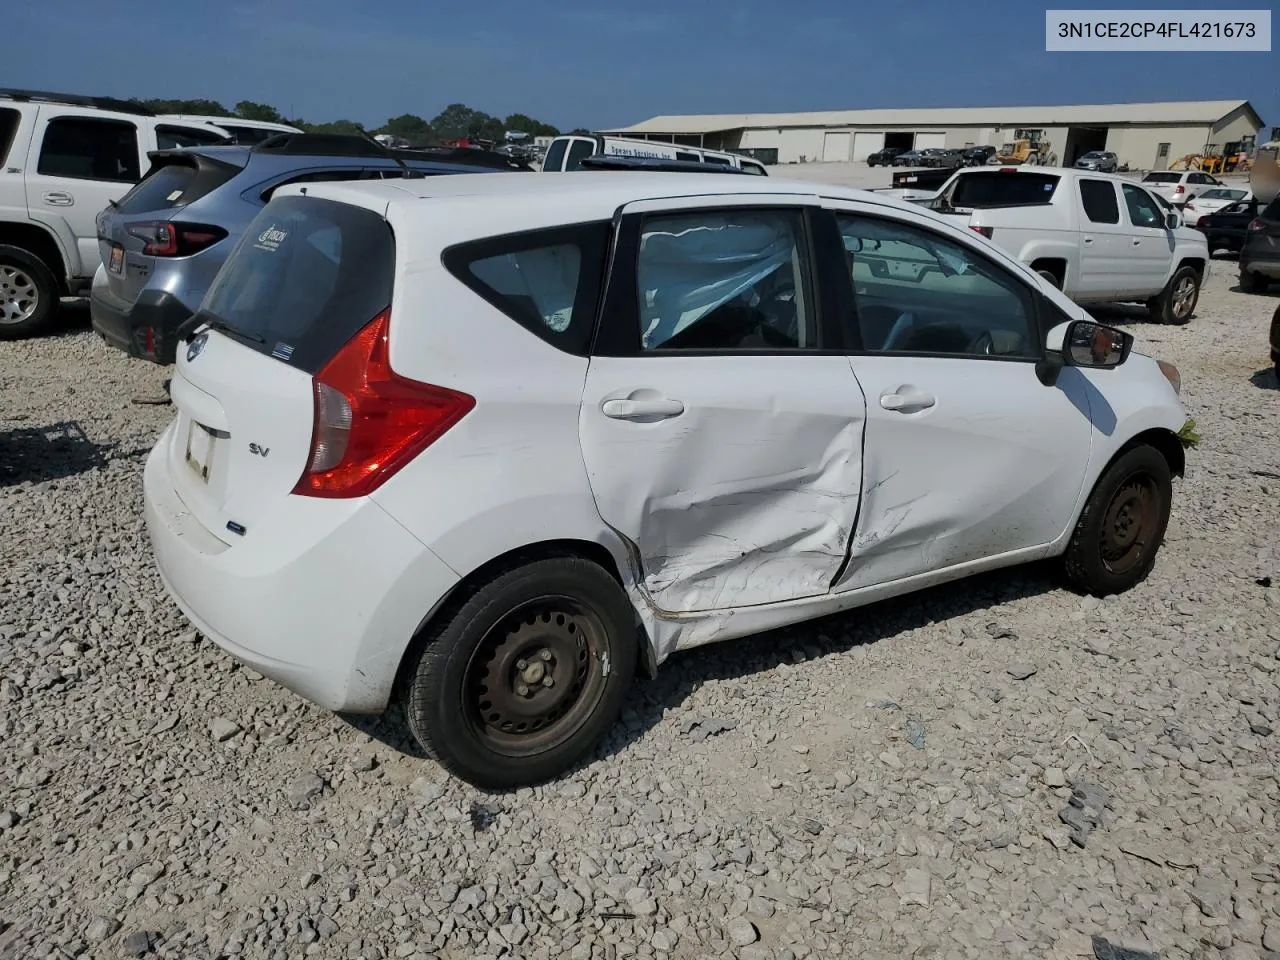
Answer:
1, 227, 1279, 960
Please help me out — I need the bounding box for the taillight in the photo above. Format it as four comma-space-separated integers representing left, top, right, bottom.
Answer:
969, 225, 993, 238
293, 309, 475, 499
1174, 185, 1185, 195
126, 221, 227, 257
1248, 218, 1265, 232
1196, 216, 1208, 227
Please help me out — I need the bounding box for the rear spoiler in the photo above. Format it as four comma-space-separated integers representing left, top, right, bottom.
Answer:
578, 155, 750, 174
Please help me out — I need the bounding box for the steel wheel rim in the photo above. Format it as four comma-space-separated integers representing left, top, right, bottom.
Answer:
0, 265, 39, 324
463, 596, 608, 757
1100, 473, 1159, 575
1172, 277, 1196, 318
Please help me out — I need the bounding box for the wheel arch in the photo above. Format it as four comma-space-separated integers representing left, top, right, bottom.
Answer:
0, 222, 71, 292
392, 537, 655, 703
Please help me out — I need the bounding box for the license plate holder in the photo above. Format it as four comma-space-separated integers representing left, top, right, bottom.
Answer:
185, 421, 215, 483
108, 244, 124, 275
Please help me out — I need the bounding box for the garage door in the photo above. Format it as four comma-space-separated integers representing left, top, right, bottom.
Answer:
852, 132, 885, 163
914, 132, 947, 150
821, 132, 851, 162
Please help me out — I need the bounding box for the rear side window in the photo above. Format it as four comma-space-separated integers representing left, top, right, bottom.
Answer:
0, 108, 19, 166
38, 117, 140, 182
542, 138, 567, 172
116, 158, 239, 213
222, 125, 278, 146
949, 172, 1059, 208
1079, 179, 1120, 224
199, 196, 394, 373
703, 156, 731, 166
155, 124, 231, 149
443, 222, 610, 356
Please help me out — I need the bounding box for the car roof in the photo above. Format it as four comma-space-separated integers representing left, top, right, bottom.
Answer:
274, 170, 936, 221
166, 145, 505, 178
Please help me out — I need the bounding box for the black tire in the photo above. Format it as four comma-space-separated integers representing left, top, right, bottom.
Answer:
1064, 445, 1173, 596
1241, 269, 1269, 294
405, 557, 637, 789
1147, 265, 1199, 325
1035, 267, 1062, 289
0, 245, 59, 339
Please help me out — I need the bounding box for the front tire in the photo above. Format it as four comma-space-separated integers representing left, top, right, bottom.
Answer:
1147, 265, 1200, 324
1064, 445, 1173, 596
0, 246, 59, 339
405, 558, 637, 789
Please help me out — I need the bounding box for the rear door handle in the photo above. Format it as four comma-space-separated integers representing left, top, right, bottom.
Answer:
1131, 238, 1142, 245
880, 391, 936, 412
42, 191, 74, 206
601, 398, 685, 420
1083, 236, 1094, 245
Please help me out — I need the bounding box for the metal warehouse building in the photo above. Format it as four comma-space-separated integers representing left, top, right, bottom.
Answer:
600, 100, 1263, 170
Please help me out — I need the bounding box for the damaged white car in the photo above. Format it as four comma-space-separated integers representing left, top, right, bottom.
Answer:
145, 172, 1188, 788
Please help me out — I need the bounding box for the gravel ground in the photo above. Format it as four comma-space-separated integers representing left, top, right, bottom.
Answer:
1, 271, 1278, 960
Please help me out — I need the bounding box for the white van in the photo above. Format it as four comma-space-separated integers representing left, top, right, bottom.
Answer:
542, 134, 767, 175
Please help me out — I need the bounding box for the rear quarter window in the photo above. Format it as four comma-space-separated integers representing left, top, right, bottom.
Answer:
199, 195, 395, 373
0, 108, 19, 166
442, 222, 610, 356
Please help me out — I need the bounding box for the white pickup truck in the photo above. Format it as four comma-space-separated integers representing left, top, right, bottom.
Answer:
915, 167, 1210, 324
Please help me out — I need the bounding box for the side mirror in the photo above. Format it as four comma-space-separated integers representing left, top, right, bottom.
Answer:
1165, 211, 1180, 230
1037, 319, 1132, 385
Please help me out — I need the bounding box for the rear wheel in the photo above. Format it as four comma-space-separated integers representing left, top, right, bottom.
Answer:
405, 557, 637, 789
1147, 265, 1199, 324
1035, 267, 1062, 289
0, 246, 58, 339
1064, 445, 1172, 596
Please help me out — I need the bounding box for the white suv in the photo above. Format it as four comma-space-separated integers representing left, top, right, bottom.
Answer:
0, 90, 234, 337
145, 171, 1189, 787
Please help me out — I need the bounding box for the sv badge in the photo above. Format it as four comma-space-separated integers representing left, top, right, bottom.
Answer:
249, 443, 270, 458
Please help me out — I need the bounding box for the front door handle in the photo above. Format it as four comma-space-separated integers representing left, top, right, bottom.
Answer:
880, 390, 936, 412
43, 191, 74, 206
1132, 238, 1141, 245
601, 398, 685, 421
1083, 236, 1094, 245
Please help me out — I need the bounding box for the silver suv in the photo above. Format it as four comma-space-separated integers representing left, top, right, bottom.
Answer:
0, 89, 236, 338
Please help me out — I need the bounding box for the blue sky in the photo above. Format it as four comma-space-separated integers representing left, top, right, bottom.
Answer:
8, 0, 1277, 133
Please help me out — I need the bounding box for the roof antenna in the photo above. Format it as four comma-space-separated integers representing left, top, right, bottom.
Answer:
359, 129, 417, 180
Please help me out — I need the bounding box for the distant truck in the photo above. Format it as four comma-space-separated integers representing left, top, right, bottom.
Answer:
918, 166, 1209, 324
541, 134, 767, 175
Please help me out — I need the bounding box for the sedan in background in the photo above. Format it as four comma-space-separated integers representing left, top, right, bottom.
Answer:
1142, 170, 1224, 207
1192, 197, 1259, 254
920, 148, 963, 168
961, 145, 997, 166
892, 149, 924, 167
1074, 151, 1118, 172
1183, 187, 1251, 221
867, 146, 906, 167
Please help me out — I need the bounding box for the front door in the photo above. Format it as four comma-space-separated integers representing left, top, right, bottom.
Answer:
1076, 177, 1138, 298
1120, 183, 1176, 293
825, 203, 1093, 591
23, 107, 143, 277
579, 197, 866, 614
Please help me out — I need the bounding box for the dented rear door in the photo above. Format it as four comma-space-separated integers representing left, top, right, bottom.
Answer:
580, 196, 865, 615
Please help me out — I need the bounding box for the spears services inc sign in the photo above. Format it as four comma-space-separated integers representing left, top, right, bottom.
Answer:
1046, 10, 1271, 50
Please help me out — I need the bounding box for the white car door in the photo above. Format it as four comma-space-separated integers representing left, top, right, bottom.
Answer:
1075, 177, 1135, 298
1120, 183, 1176, 295
825, 201, 1094, 591
579, 196, 867, 614
23, 107, 144, 278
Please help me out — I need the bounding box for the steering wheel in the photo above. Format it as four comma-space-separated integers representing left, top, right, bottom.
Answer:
968, 330, 996, 356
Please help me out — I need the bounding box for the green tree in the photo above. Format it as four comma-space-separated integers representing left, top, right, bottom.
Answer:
430, 103, 485, 141
504, 113, 560, 138
377, 113, 434, 146
235, 100, 287, 124
137, 98, 233, 116
296, 118, 366, 136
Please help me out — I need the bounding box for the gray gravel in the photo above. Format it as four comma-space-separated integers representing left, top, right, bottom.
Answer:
1, 276, 1278, 960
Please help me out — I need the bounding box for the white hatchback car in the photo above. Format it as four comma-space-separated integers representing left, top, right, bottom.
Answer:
145, 172, 1188, 787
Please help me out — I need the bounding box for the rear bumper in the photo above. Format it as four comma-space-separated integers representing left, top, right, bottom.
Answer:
144, 428, 462, 713
1241, 244, 1280, 279
90, 274, 195, 366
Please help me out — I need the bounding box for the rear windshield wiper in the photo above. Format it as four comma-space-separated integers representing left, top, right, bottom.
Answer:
178, 312, 265, 344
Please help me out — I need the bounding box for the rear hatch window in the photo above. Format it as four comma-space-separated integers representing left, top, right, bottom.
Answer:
116, 155, 241, 213
198, 195, 394, 373
1142, 173, 1181, 183
948, 172, 1059, 208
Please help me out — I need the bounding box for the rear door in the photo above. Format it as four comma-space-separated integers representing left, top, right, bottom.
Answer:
579, 195, 866, 614
24, 108, 144, 276
1075, 177, 1134, 298
165, 194, 395, 543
